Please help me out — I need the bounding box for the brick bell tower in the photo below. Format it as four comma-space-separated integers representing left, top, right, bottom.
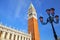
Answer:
28, 3, 40, 40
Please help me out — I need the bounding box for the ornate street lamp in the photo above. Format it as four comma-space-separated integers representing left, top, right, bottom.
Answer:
55, 15, 59, 23
39, 8, 59, 40
40, 16, 43, 22
46, 9, 50, 16
50, 8, 55, 16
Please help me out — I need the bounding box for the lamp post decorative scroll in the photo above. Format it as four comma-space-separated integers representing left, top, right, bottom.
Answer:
39, 8, 59, 40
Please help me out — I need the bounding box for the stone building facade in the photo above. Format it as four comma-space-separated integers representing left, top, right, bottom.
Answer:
0, 24, 31, 40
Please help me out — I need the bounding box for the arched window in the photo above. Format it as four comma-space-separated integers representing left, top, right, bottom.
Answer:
29, 13, 32, 16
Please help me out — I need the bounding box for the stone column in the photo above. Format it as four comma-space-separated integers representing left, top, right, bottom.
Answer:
1, 31, 6, 39
19, 35, 21, 40
22, 36, 24, 40
0, 31, 2, 37
27, 38, 29, 40
6, 32, 10, 39
29, 38, 31, 40
15, 35, 18, 40
11, 33, 14, 40
25, 37, 26, 40
30, 37, 31, 40
0, 31, 2, 39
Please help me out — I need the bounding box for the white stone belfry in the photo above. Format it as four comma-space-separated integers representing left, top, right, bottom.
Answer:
28, 3, 37, 19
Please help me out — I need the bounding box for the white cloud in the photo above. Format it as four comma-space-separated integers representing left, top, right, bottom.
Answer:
14, 0, 28, 18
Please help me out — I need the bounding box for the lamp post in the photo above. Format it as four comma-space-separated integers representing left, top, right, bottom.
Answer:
39, 8, 59, 40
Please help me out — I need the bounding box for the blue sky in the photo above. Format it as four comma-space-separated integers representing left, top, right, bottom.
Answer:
0, 0, 60, 40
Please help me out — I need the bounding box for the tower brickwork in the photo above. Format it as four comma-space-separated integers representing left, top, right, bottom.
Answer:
28, 3, 40, 40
